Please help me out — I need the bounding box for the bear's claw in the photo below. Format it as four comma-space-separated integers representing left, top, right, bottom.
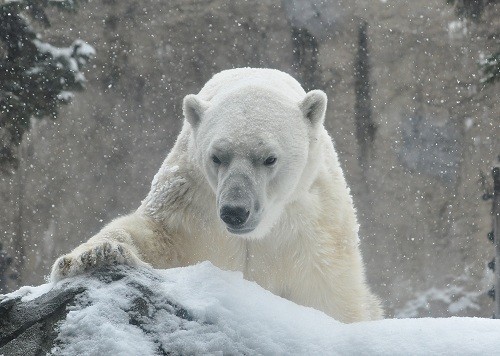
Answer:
50, 240, 143, 282
56, 256, 73, 277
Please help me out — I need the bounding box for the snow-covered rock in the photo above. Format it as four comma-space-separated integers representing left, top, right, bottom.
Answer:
1, 263, 499, 355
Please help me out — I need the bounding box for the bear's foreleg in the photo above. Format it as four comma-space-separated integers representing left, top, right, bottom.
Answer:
50, 212, 171, 282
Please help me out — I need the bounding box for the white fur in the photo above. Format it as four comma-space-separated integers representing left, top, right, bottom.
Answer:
51, 68, 383, 323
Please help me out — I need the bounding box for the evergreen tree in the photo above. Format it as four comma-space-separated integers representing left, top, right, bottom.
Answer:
446, 0, 489, 20
0, 0, 94, 173
479, 51, 500, 85
354, 20, 376, 172
446, 0, 499, 85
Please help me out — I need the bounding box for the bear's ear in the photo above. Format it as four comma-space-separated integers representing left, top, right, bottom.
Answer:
183, 94, 210, 128
299, 90, 327, 127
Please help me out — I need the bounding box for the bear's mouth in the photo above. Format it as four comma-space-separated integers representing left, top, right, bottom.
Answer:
226, 225, 256, 235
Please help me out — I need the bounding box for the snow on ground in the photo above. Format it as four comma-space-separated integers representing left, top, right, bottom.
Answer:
6, 262, 500, 355
395, 271, 488, 318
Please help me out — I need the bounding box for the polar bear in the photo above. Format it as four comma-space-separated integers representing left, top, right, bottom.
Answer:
51, 68, 383, 322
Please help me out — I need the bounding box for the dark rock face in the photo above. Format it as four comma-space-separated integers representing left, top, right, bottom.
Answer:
0, 266, 252, 355
0, 267, 195, 356
0, 285, 84, 355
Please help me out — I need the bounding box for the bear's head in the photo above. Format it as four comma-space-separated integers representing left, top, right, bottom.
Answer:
183, 75, 327, 239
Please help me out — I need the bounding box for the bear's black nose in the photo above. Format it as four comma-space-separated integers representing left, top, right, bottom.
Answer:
220, 205, 250, 227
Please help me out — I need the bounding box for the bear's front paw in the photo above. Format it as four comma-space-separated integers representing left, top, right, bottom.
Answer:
50, 241, 146, 282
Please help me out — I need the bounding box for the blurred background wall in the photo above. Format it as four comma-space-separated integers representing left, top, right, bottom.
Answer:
1, 0, 499, 318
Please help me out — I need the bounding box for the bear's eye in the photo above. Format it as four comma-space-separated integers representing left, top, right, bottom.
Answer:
264, 156, 277, 166
211, 155, 221, 165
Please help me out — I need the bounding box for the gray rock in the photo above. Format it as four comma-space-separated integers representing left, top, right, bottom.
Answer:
0, 284, 85, 356
0, 267, 196, 356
